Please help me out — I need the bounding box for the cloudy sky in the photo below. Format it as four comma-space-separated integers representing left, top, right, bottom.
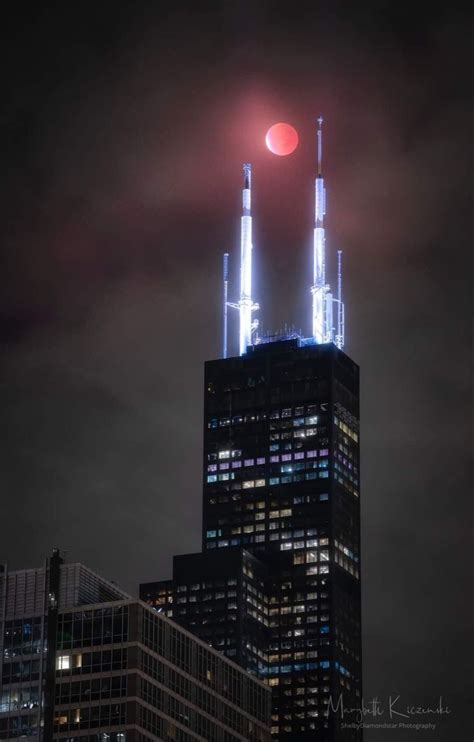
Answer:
0, 2, 471, 738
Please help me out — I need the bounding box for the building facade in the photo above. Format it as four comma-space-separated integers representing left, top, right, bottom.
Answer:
0, 552, 271, 741
141, 338, 362, 740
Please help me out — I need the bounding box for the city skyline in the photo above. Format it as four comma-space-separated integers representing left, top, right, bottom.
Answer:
0, 3, 471, 741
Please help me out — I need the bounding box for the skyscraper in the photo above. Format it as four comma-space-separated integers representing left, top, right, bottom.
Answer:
141, 119, 362, 740
0, 551, 271, 741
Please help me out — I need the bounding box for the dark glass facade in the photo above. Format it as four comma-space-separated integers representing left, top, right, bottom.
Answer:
142, 339, 362, 741
0, 555, 271, 741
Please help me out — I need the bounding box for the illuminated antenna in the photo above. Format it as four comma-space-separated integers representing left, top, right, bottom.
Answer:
317, 114, 323, 175
228, 164, 259, 355
311, 116, 327, 343
222, 253, 229, 358
310, 116, 347, 349
335, 250, 345, 350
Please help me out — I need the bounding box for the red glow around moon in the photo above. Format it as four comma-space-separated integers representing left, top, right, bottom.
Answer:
265, 122, 299, 156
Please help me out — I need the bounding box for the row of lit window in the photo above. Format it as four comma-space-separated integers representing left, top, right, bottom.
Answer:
207, 470, 330, 485
205, 532, 322, 544
334, 415, 359, 443
207, 405, 322, 429
208, 449, 329, 472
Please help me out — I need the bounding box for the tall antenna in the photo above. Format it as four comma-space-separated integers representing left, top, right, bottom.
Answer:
227, 164, 259, 356
222, 253, 229, 358
335, 250, 344, 350
317, 115, 323, 176
311, 115, 327, 343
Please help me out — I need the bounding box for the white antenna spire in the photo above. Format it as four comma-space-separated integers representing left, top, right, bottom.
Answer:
311, 116, 327, 343
335, 250, 345, 350
222, 253, 229, 358
317, 114, 323, 175
227, 164, 259, 356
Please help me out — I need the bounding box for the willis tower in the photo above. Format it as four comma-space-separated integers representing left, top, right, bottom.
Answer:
141, 119, 362, 741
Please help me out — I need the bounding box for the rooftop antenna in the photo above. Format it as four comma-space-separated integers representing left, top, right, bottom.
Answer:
317, 114, 323, 176
311, 116, 327, 343
335, 249, 345, 350
228, 164, 259, 355
222, 253, 229, 358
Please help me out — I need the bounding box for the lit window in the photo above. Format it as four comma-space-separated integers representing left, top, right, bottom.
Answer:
255, 479, 266, 487
244, 459, 255, 467
243, 480, 255, 489
56, 655, 70, 670
219, 450, 230, 459
257, 457, 266, 465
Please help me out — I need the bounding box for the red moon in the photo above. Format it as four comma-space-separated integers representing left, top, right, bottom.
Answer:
265, 122, 299, 156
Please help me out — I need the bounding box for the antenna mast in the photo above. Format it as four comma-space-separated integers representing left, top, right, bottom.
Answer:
222, 253, 229, 358
335, 250, 345, 350
311, 116, 327, 343
227, 164, 259, 356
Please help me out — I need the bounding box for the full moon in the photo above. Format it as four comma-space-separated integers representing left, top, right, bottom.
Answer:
265, 122, 299, 156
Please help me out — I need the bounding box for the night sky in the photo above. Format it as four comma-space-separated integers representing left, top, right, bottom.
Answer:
0, 2, 471, 739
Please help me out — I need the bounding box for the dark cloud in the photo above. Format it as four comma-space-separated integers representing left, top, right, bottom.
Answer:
0, 3, 471, 739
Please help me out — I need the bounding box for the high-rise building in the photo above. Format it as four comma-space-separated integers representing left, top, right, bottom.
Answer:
141, 120, 362, 740
0, 551, 271, 741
